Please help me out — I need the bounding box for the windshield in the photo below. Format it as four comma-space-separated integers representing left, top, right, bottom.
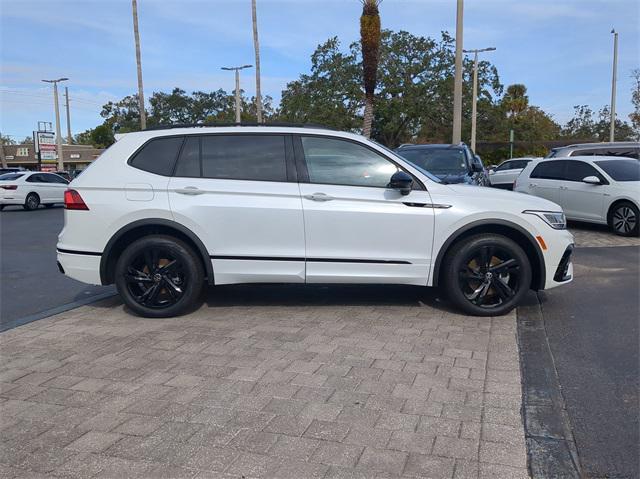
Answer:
0, 173, 24, 181
397, 148, 468, 177
371, 141, 441, 183
594, 160, 640, 182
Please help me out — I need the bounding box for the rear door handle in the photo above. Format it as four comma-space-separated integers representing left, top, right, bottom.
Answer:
529, 183, 538, 188
304, 193, 334, 202
175, 187, 205, 195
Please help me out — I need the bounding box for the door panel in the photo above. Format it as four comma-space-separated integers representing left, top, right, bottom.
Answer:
169, 178, 305, 284
168, 133, 305, 285
297, 135, 434, 285
561, 161, 607, 221
299, 183, 434, 284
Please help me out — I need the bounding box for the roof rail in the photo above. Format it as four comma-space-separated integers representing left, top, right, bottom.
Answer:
143, 122, 335, 131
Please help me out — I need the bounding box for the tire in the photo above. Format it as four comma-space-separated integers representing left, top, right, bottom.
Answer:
609, 201, 639, 237
23, 193, 40, 211
441, 234, 532, 317
114, 235, 204, 318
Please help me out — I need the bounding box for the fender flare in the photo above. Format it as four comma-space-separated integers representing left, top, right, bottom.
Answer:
431, 219, 546, 290
99, 218, 214, 285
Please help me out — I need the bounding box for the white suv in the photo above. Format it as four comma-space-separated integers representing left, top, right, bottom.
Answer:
57, 125, 574, 317
515, 156, 640, 236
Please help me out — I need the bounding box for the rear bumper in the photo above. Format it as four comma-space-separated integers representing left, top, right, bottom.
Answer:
56, 250, 102, 285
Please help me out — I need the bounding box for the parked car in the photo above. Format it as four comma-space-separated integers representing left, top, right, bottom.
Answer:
0, 167, 26, 175
488, 158, 535, 190
53, 171, 73, 182
515, 156, 639, 236
0, 171, 69, 210
547, 141, 639, 159
395, 143, 489, 185
57, 125, 574, 318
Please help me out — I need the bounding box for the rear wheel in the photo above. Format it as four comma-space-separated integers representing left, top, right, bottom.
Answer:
24, 193, 40, 211
609, 202, 639, 237
115, 235, 204, 318
442, 234, 532, 316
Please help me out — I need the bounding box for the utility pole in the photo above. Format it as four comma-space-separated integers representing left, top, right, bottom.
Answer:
42, 78, 68, 171
610, 29, 618, 142
252, 0, 263, 123
452, 0, 464, 144
221, 65, 253, 124
463, 47, 496, 153
64, 86, 72, 144
132, 0, 146, 129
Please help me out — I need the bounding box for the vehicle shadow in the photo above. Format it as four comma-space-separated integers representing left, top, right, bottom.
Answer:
201, 283, 453, 311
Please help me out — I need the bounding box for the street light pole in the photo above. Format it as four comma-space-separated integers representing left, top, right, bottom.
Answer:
42, 78, 68, 171
221, 65, 253, 124
64, 86, 72, 144
132, 0, 146, 130
610, 29, 618, 142
452, 0, 464, 144
252, 0, 263, 123
463, 47, 496, 153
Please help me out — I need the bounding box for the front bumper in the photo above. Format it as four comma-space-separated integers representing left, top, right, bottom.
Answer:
541, 228, 575, 290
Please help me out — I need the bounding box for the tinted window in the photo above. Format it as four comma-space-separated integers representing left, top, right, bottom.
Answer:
201, 135, 286, 182
604, 148, 639, 159
130, 137, 184, 176
530, 161, 566, 180
495, 161, 513, 171
511, 160, 531, 169
302, 136, 398, 188
0, 173, 24, 181
565, 161, 603, 182
594, 160, 640, 181
397, 148, 468, 175
45, 174, 69, 184
174, 137, 200, 178
26, 174, 44, 183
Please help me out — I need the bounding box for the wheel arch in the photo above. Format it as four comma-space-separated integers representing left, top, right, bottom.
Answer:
100, 219, 213, 286
432, 219, 546, 291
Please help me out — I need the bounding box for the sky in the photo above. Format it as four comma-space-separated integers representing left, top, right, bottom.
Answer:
1, 0, 638, 141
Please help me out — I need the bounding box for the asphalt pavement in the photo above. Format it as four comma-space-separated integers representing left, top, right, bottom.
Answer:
0, 205, 114, 327
535, 245, 639, 478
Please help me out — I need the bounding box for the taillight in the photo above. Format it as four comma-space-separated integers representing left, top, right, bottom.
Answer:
64, 189, 89, 210
0, 185, 17, 190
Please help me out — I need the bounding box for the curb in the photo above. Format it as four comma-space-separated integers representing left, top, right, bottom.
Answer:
516, 292, 582, 478
0, 291, 117, 333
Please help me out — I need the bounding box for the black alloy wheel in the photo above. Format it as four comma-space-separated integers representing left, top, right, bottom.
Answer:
458, 245, 521, 308
115, 235, 204, 317
610, 202, 639, 237
442, 234, 532, 316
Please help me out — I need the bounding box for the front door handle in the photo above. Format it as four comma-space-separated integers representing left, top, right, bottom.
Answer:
529, 183, 538, 188
175, 187, 205, 195
304, 193, 334, 202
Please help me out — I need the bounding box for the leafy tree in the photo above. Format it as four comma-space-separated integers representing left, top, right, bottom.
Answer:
502, 84, 528, 118
562, 104, 635, 141
360, 0, 382, 138
75, 124, 115, 149
0, 134, 16, 145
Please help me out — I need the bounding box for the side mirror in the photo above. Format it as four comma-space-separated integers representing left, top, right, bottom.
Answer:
388, 170, 413, 195
582, 175, 601, 185
488, 169, 495, 175
471, 161, 483, 173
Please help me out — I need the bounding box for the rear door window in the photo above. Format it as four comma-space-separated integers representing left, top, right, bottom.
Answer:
174, 137, 201, 178
201, 135, 287, 182
530, 160, 566, 180
129, 136, 184, 176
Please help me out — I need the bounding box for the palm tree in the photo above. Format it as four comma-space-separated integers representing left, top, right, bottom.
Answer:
360, 0, 381, 138
252, 0, 263, 123
131, 0, 146, 129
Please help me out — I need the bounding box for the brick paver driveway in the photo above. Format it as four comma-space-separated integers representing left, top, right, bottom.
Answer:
0, 285, 527, 478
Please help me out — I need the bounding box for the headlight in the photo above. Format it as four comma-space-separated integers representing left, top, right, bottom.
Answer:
523, 210, 566, 230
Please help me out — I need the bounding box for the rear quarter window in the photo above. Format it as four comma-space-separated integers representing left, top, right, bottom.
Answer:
129, 136, 184, 176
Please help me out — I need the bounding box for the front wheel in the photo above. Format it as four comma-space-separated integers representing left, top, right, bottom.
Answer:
441, 234, 532, 316
115, 235, 204, 318
609, 202, 639, 237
